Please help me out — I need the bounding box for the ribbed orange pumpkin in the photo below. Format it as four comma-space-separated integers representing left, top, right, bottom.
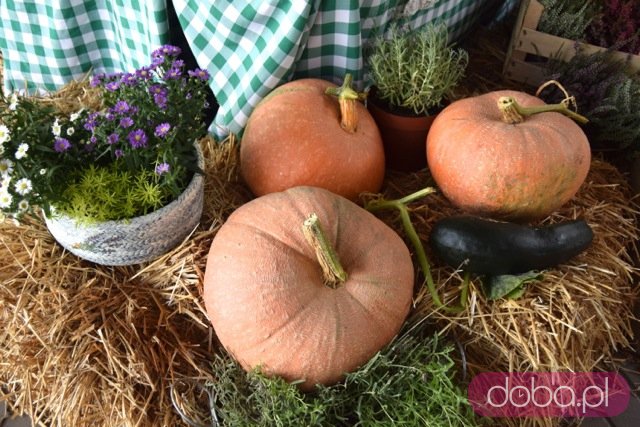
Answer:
426, 90, 591, 221
240, 76, 385, 201
203, 186, 414, 390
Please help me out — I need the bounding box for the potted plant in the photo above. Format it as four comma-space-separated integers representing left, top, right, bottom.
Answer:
0, 45, 211, 265
366, 22, 468, 172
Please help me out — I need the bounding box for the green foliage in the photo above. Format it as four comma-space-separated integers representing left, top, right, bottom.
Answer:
0, 93, 94, 221
0, 44, 208, 224
367, 23, 468, 115
206, 331, 477, 427
539, 0, 601, 41
54, 163, 173, 224
541, 46, 640, 151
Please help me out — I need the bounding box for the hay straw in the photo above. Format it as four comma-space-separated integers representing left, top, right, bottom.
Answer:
0, 136, 249, 427
369, 161, 639, 427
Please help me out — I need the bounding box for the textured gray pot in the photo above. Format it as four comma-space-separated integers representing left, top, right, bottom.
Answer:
45, 144, 204, 266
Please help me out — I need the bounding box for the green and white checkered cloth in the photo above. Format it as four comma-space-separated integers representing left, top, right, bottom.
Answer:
0, 0, 169, 91
0, 0, 519, 139
174, 0, 511, 138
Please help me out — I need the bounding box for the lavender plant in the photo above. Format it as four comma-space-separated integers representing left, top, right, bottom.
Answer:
538, 0, 601, 41
0, 45, 211, 223
541, 45, 640, 151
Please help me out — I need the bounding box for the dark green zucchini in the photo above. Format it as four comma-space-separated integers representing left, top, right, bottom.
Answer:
429, 216, 593, 275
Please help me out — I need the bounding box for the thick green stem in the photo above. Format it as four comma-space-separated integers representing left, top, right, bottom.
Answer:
325, 73, 367, 133
302, 213, 347, 288
498, 96, 589, 125
365, 188, 467, 313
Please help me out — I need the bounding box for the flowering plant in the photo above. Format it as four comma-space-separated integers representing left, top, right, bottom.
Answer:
0, 45, 210, 223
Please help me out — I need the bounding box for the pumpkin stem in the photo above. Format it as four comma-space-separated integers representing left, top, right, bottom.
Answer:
325, 73, 367, 133
365, 187, 468, 314
498, 96, 589, 125
302, 213, 348, 288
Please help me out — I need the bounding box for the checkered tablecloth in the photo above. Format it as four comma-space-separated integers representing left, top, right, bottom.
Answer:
0, 0, 519, 139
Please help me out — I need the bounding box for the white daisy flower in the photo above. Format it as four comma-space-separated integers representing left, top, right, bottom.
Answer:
52, 118, 62, 137
69, 110, 82, 122
9, 93, 19, 111
40, 168, 47, 175
0, 124, 10, 144
15, 143, 29, 159
18, 199, 29, 211
14, 178, 32, 195
0, 191, 13, 209
66, 126, 75, 136
0, 159, 14, 176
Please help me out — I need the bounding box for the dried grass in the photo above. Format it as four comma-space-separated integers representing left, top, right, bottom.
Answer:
0, 136, 250, 427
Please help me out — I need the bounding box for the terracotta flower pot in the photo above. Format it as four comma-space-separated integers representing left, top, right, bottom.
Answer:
367, 89, 438, 172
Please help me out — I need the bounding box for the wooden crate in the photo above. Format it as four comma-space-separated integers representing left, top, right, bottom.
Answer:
503, 0, 640, 87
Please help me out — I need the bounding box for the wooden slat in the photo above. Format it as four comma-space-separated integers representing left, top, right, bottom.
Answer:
517, 28, 640, 70
503, 0, 640, 85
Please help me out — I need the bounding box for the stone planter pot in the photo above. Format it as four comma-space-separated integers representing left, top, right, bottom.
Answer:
44, 144, 205, 266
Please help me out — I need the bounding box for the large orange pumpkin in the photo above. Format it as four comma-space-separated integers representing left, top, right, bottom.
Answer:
426, 90, 591, 221
240, 76, 385, 201
203, 186, 414, 390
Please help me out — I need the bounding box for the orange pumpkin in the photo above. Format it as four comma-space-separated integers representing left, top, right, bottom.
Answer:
240, 75, 385, 201
426, 90, 591, 221
203, 186, 414, 390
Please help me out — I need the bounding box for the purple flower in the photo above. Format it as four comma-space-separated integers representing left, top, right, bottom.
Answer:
128, 129, 148, 148
83, 112, 99, 131
90, 135, 97, 144
154, 122, 171, 137
164, 67, 182, 80
135, 66, 153, 80
90, 73, 105, 87
188, 68, 210, 81
105, 81, 121, 92
105, 111, 116, 121
171, 59, 185, 69
54, 137, 71, 152
107, 133, 120, 145
120, 73, 138, 86
114, 149, 124, 158
155, 162, 170, 175
119, 117, 134, 128
149, 84, 167, 96
152, 45, 181, 59
153, 93, 167, 109
113, 100, 130, 114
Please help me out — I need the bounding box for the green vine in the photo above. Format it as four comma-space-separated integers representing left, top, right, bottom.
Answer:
365, 188, 469, 313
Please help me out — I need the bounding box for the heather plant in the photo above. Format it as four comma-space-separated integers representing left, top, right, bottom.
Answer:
586, 0, 640, 54
539, 0, 601, 41
541, 45, 640, 151
0, 45, 210, 223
